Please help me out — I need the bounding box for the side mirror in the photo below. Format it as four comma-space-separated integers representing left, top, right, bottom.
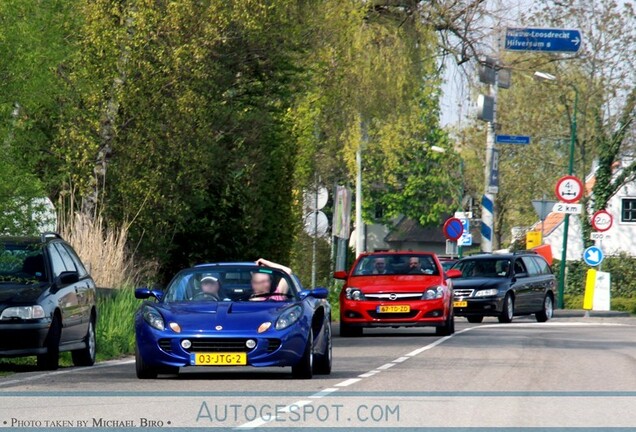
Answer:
56, 271, 79, 286
445, 269, 462, 279
333, 270, 348, 280
135, 288, 164, 301
299, 288, 329, 300
310, 287, 329, 299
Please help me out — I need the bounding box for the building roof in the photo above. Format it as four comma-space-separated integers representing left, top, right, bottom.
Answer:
385, 216, 481, 244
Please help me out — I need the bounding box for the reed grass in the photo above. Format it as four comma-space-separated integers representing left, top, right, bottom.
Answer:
59, 212, 134, 289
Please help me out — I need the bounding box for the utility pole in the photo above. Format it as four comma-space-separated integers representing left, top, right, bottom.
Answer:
477, 57, 500, 252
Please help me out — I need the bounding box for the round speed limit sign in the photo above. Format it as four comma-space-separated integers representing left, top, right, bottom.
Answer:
591, 210, 613, 232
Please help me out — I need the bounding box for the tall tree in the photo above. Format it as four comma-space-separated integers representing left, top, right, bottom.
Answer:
55, 0, 305, 276
0, 0, 78, 233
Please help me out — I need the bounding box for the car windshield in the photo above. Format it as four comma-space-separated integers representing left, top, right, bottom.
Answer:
162, 266, 299, 303
0, 241, 46, 284
452, 258, 511, 278
352, 254, 439, 276
440, 260, 457, 272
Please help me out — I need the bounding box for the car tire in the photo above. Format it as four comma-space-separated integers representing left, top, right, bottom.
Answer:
436, 311, 455, 336
72, 319, 96, 367
37, 315, 61, 371
467, 316, 484, 323
313, 322, 332, 375
135, 344, 158, 379
535, 293, 554, 323
339, 321, 362, 337
292, 332, 313, 379
498, 293, 514, 323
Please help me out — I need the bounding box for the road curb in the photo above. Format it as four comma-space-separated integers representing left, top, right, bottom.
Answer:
554, 309, 632, 318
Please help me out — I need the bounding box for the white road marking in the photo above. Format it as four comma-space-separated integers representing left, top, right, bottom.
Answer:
334, 378, 361, 387
358, 370, 380, 378
405, 334, 455, 357
393, 356, 409, 363
0, 358, 135, 388
376, 363, 395, 370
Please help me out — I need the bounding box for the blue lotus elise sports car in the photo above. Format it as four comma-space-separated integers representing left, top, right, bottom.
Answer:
134, 263, 332, 379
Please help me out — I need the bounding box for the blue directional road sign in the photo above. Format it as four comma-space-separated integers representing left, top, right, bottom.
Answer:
458, 233, 473, 247
495, 135, 531, 145
505, 28, 582, 53
488, 148, 499, 194
583, 246, 604, 267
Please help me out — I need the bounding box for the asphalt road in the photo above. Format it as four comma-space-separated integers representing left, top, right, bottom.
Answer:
0, 315, 635, 430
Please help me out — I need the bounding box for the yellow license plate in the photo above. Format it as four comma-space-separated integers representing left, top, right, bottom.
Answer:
454, 301, 468, 308
192, 352, 247, 366
377, 305, 410, 313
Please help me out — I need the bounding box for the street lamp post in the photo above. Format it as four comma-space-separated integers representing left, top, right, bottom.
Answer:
534, 71, 578, 309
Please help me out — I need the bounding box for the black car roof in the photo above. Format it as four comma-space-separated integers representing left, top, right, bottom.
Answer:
462, 251, 540, 260
0, 232, 64, 245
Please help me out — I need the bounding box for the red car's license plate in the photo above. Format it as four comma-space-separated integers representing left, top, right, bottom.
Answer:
377, 305, 410, 313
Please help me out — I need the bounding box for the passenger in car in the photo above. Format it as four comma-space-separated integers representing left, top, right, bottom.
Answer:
408, 257, 425, 274
251, 258, 292, 301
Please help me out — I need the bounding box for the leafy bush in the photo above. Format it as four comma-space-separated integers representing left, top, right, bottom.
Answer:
553, 253, 636, 303
564, 294, 636, 314
96, 287, 138, 360
609, 297, 636, 314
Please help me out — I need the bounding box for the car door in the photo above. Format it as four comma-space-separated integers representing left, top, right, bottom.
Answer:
521, 256, 545, 312
57, 243, 94, 333
47, 243, 84, 342
511, 258, 533, 313
530, 256, 556, 310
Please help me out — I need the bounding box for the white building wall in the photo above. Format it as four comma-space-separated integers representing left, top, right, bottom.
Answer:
594, 186, 636, 256
544, 214, 585, 261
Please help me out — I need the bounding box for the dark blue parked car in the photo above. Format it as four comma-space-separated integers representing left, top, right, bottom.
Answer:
134, 263, 332, 379
0, 233, 97, 370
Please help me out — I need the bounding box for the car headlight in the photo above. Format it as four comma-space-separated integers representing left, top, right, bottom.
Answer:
275, 305, 303, 330
422, 286, 444, 300
0, 305, 46, 320
142, 306, 165, 331
474, 288, 499, 297
345, 287, 366, 301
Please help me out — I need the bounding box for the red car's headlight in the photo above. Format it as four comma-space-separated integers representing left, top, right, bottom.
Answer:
345, 287, 366, 301
422, 286, 444, 300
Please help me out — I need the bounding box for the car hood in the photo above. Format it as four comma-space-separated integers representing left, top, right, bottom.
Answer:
450, 278, 506, 290
0, 284, 47, 305
347, 275, 443, 293
155, 301, 299, 332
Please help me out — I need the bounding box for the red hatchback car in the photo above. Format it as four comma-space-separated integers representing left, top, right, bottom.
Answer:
334, 252, 455, 337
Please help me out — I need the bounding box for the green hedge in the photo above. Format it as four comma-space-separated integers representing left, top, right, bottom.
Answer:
554, 252, 636, 305
565, 294, 636, 313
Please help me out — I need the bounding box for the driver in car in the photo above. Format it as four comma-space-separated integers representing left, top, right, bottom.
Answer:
198, 275, 221, 300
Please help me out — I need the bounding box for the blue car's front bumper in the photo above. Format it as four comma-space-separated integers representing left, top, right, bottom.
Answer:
135, 319, 310, 369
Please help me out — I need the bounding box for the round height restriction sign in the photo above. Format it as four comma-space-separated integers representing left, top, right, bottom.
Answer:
555, 175, 583, 203
591, 210, 613, 232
